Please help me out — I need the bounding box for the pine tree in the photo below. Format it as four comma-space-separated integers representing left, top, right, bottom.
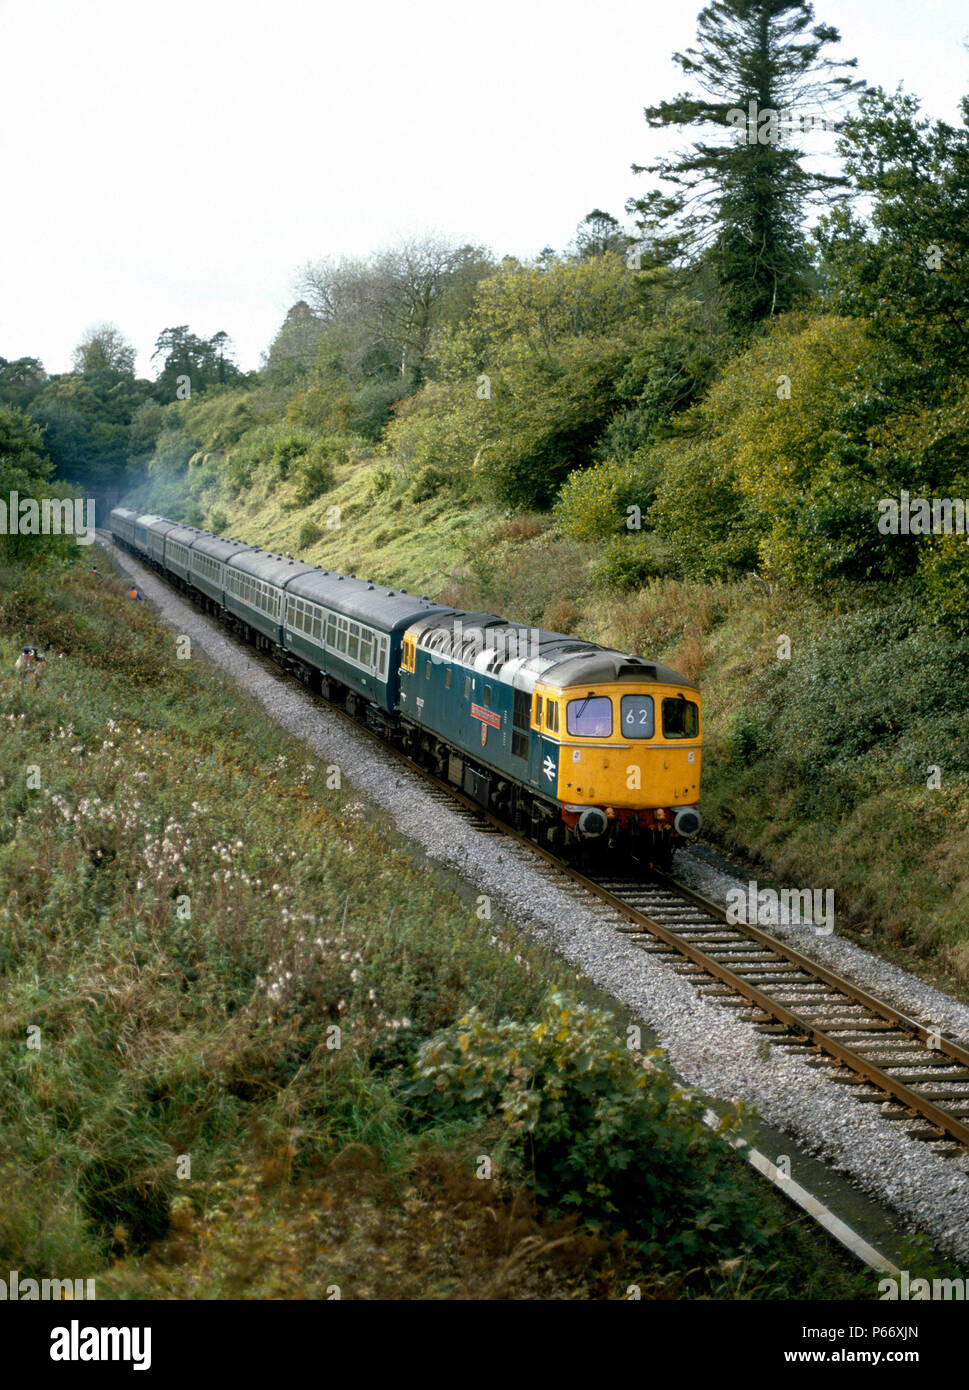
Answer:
628, 0, 866, 338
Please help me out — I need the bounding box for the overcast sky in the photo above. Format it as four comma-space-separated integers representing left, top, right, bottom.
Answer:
2, 0, 968, 378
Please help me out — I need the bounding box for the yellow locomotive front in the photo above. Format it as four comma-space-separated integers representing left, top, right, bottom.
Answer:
533, 660, 702, 864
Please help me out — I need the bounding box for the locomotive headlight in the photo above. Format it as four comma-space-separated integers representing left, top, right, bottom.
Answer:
673, 806, 702, 837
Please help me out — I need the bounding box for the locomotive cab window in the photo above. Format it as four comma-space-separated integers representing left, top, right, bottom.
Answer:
620, 694, 655, 739
662, 696, 700, 739
566, 695, 612, 739
463, 677, 471, 699
425, 660, 431, 679
445, 668, 452, 689
483, 685, 492, 708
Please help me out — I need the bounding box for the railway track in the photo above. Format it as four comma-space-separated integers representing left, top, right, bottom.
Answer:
106, 533, 969, 1160
377, 760, 969, 1159
415, 788, 969, 1159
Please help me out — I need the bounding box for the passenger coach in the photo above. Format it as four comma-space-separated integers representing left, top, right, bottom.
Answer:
108, 507, 702, 866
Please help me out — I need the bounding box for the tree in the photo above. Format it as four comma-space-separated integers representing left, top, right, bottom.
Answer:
628, 0, 866, 338
297, 234, 494, 390
151, 327, 242, 400
385, 255, 647, 508
0, 357, 47, 410
817, 88, 969, 382
573, 209, 630, 260
30, 369, 150, 491
72, 323, 136, 376
264, 301, 325, 385
0, 405, 58, 561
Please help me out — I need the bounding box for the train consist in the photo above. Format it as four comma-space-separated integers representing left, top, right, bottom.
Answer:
109, 507, 702, 866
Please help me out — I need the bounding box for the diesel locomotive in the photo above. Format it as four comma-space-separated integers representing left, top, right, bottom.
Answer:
109, 507, 702, 867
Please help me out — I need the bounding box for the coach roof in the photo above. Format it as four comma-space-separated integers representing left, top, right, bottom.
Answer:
189, 533, 254, 564
227, 549, 317, 588
285, 569, 453, 630
165, 524, 206, 546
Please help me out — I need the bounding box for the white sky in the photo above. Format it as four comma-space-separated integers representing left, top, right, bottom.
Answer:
2, 0, 968, 378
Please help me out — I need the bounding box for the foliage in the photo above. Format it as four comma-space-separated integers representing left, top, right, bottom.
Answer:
72, 323, 136, 376
629, 0, 865, 338
30, 366, 150, 491
407, 994, 774, 1267
0, 357, 47, 411
151, 326, 244, 402
386, 255, 646, 508
818, 88, 969, 382
554, 452, 663, 541
590, 534, 669, 591
648, 312, 895, 582
295, 235, 495, 405
0, 407, 79, 565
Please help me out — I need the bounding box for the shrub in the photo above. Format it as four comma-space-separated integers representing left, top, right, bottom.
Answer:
541, 595, 579, 633
591, 534, 667, 591
297, 521, 324, 550
290, 454, 335, 507
555, 452, 664, 542
726, 708, 771, 766
408, 464, 448, 502
369, 464, 402, 497
406, 993, 772, 1266
270, 433, 312, 482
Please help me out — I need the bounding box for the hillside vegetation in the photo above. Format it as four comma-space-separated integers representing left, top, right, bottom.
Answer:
6, 17, 969, 1042
0, 553, 870, 1298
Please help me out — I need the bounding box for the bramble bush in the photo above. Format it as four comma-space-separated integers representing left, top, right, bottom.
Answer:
406, 992, 775, 1266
